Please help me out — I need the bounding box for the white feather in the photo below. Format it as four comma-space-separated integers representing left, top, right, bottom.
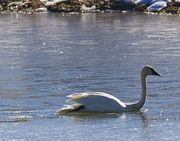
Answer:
66, 92, 126, 112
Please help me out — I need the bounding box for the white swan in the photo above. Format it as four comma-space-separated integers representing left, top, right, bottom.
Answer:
59, 65, 161, 113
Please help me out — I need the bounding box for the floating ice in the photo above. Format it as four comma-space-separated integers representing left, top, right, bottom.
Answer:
36, 7, 47, 12
44, 0, 69, 6
80, 5, 96, 12
147, 1, 167, 12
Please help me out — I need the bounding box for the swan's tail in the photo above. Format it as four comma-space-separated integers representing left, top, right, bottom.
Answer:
58, 104, 85, 113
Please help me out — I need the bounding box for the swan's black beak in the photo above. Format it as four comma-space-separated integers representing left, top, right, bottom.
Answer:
153, 70, 161, 77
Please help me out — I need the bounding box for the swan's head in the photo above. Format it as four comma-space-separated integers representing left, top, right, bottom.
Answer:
142, 65, 161, 77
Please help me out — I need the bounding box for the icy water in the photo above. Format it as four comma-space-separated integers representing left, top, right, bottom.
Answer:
0, 13, 180, 140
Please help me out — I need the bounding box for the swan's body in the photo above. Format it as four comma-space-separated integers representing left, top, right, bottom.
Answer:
60, 65, 161, 113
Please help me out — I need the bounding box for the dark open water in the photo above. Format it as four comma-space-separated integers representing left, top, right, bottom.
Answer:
0, 13, 180, 140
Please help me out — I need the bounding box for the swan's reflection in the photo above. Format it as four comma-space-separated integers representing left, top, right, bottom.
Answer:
58, 109, 149, 128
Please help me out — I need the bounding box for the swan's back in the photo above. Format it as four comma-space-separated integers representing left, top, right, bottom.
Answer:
61, 92, 126, 113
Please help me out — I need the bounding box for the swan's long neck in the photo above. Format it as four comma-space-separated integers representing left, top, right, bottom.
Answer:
126, 71, 147, 111
137, 72, 147, 109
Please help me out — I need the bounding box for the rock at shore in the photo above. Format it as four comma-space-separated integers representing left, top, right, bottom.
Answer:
0, 0, 44, 13
45, 0, 148, 13
0, 0, 180, 14
43, 0, 180, 14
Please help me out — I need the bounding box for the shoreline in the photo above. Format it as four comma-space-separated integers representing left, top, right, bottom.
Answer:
0, 0, 180, 15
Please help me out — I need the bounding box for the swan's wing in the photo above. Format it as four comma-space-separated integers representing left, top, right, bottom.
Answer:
66, 92, 126, 110
67, 92, 89, 102
59, 104, 85, 113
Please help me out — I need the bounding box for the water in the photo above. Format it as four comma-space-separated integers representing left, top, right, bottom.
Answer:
0, 13, 180, 140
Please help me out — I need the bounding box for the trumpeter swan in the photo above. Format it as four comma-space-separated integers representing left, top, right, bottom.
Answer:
59, 65, 161, 113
